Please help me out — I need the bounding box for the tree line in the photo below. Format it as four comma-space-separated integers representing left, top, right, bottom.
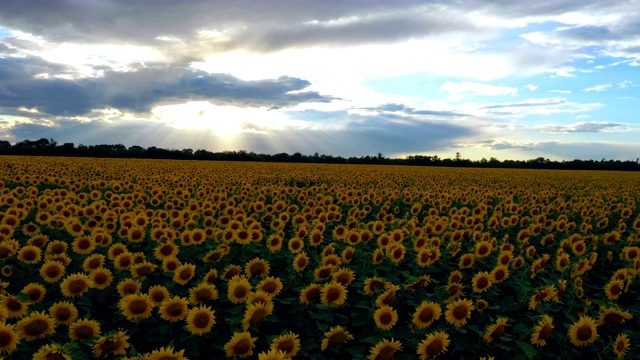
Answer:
1, 138, 639, 171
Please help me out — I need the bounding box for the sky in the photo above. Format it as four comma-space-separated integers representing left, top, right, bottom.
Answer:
0, 1, 639, 161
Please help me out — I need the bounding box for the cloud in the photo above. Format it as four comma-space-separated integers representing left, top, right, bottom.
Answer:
479, 98, 604, 118
583, 83, 612, 92
480, 139, 640, 161
2, 109, 479, 157
0, 58, 336, 116
618, 80, 632, 88
480, 98, 567, 109
548, 89, 572, 94
357, 103, 466, 118
441, 81, 518, 101
534, 122, 625, 133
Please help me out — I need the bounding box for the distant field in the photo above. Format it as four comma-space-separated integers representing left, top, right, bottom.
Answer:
0, 156, 638, 359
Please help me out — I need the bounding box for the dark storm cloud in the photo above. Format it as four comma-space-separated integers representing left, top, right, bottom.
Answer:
0, 57, 335, 116
2, 0, 631, 54
0, 42, 16, 54
222, 12, 480, 53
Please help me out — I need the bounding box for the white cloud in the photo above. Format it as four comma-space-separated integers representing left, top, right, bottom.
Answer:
549, 89, 572, 94
441, 81, 518, 101
523, 84, 539, 91
534, 121, 625, 133
583, 83, 612, 92
618, 80, 632, 88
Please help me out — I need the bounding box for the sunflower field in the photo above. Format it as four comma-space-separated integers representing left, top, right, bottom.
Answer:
0, 156, 639, 359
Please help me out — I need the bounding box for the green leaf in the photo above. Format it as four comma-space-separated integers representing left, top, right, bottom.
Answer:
516, 340, 537, 359
362, 336, 379, 344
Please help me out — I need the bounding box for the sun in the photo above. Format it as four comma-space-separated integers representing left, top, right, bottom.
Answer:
152, 102, 248, 136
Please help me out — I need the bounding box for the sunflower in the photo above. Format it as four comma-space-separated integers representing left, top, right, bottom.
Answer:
49, 301, 79, 325
185, 304, 215, 335
299, 283, 322, 305
490, 265, 510, 283
148, 285, 171, 306
265, 331, 300, 358
258, 349, 288, 360
458, 254, 475, 269
16, 310, 55, 341
145, 346, 188, 360
530, 314, 554, 347
483, 317, 509, 343
313, 265, 335, 282
474, 241, 492, 258
0, 242, 16, 260
60, 273, 93, 298
417, 331, 450, 360
512, 256, 525, 269
605, 279, 624, 300
227, 276, 252, 304
72, 236, 96, 255
92, 330, 130, 358
370, 248, 383, 265
287, 238, 304, 253
413, 301, 442, 329
89, 268, 113, 290
153, 243, 178, 263
332, 268, 356, 286
475, 299, 489, 312
598, 306, 633, 325
341, 246, 355, 263
374, 305, 399, 330
367, 338, 403, 360
158, 296, 189, 322
321, 282, 348, 307
245, 257, 270, 278
18, 245, 42, 264
375, 284, 400, 307
119, 294, 153, 321
257, 276, 283, 296
117, 278, 142, 297
320, 325, 353, 351
83, 254, 105, 272
364, 277, 388, 295
69, 318, 102, 341
446, 283, 464, 301
445, 298, 474, 327
0, 323, 20, 354
32, 343, 73, 360
322, 254, 341, 267
189, 282, 219, 305
405, 275, 431, 292
222, 265, 243, 281
472, 272, 492, 293
203, 268, 218, 284
568, 316, 598, 346
162, 257, 180, 272
1, 295, 28, 319
386, 243, 406, 264
292, 252, 309, 272
113, 253, 133, 270
1, 265, 12, 277
173, 263, 196, 285
612, 333, 630, 359
107, 243, 128, 260
224, 331, 257, 358
21, 282, 46, 304
241, 301, 274, 330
